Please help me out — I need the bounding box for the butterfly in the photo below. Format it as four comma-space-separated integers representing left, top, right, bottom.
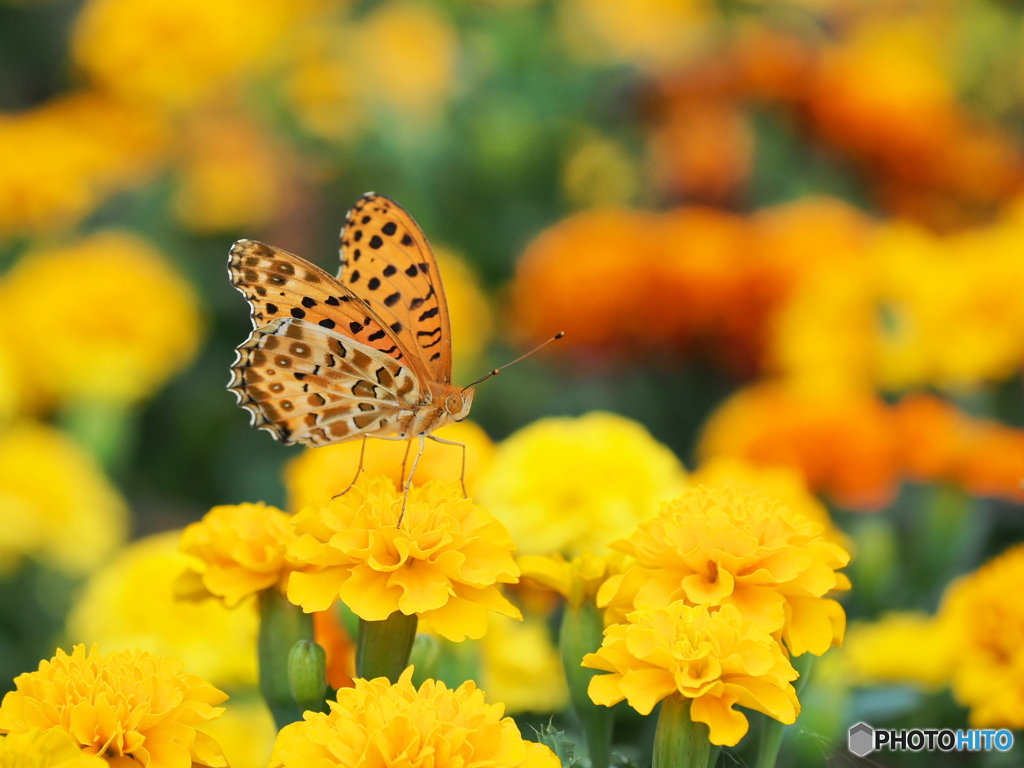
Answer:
227, 193, 474, 504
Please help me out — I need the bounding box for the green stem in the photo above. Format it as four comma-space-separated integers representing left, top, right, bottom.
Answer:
560, 603, 614, 768
652, 695, 710, 768
258, 589, 315, 730
356, 611, 418, 682
60, 399, 135, 475
755, 653, 815, 768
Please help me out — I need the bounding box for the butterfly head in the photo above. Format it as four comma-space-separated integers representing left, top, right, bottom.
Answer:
443, 389, 474, 423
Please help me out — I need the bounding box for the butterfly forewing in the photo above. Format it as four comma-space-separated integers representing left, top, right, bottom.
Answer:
228, 239, 409, 365
339, 193, 453, 384
229, 318, 420, 446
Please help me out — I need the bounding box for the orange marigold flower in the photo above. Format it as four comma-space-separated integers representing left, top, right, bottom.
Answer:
270, 668, 559, 768
0, 729, 106, 768
287, 477, 520, 641
599, 485, 850, 656
583, 602, 799, 747
177, 502, 297, 608
510, 208, 662, 356
892, 394, 966, 483
0, 645, 227, 768
892, 394, 1024, 503
937, 544, 1024, 728
698, 382, 900, 510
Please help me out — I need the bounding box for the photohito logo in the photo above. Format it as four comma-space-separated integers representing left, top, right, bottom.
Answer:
848, 722, 1014, 756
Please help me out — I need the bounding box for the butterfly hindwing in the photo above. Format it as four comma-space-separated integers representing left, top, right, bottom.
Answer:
228, 239, 410, 365
229, 318, 422, 446
339, 193, 453, 384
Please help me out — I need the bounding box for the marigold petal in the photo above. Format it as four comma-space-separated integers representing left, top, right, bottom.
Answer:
586, 672, 626, 707
618, 668, 677, 715
690, 693, 750, 747
391, 562, 452, 614
420, 595, 491, 642
784, 596, 847, 656
339, 564, 403, 621
287, 568, 349, 613
723, 678, 799, 724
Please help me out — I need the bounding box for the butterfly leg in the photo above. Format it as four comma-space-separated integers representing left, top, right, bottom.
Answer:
397, 435, 426, 528
399, 439, 414, 488
332, 435, 369, 499
426, 435, 468, 498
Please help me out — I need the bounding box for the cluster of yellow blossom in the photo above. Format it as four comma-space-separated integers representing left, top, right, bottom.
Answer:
844, 544, 1024, 729
271, 668, 558, 768
0, 645, 228, 767
0, 93, 167, 237
178, 503, 298, 608
575, 484, 850, 746
585, 603, 800, 746
0, 647, 559, 768
282, 1, 460, 142
0, 422, 127, 575
476, 412, 687, 556
0, 232, 202, 407
0, 728, 106, 768
288, 478, 521, 641
67, 531, 260, 688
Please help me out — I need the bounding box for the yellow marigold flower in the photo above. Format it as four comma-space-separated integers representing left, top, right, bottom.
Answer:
178, 503, 297, 608
72, 0, 319, 111
563, 0, 713, 69
173, 112, 291, 234
690, 457, 849, 549
584, 602, 799, 747
481, 614, 569, 714
287, 477, 521, 642
476, 412, 687, 556
270, 668, 559, 768
67, 531, 258, 688
0, 729, 106, 768
285, 421, 494, 513
0, 93, 167, 238
0, 645, 227, 768
0, 422, 127, 575
0, 232, 201, 404
196, 697, 275, 768
518, 552, 623, 610
353, 1, 459, 119
599, 485, 850, 656
872, 220, 1024, 392
562, 133, 640, 208
937, 543, 1024, 728
843, 612, 954, 690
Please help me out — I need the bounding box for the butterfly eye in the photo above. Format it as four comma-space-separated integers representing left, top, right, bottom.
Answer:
444, 394, 464, 414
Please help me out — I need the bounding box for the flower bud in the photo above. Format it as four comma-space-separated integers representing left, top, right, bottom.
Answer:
288, 640, 328, 714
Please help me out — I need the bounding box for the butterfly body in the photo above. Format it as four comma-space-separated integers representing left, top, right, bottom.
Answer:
227, 193, 472, 450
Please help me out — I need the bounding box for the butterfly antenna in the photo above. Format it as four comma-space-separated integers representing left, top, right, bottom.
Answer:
462, 332, 565, 390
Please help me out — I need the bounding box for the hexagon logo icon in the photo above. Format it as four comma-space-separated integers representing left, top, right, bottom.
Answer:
848, 722, 874, 757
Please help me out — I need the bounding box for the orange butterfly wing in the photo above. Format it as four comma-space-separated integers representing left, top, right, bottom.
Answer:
338, 193, 454, 384
228, 317, 420, 446
228, 239, 412, 365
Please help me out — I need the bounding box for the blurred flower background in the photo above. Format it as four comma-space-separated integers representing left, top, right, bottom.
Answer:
2, 0, 1024, 765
